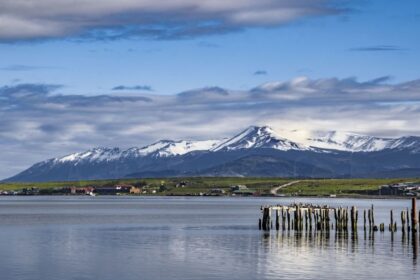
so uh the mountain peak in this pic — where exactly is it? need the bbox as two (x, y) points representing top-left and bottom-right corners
(212, 125), (308, 152)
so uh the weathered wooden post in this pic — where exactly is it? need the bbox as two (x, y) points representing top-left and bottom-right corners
(262, 207), (270, 231)
(350, 206), (357, 232)
(368, 209), (372, 230)
(282, 208), (286, 231)
(355, 209), (359, 232)
(259, 218), (262, 230)
(275, 209), (280, 231)
(407, 208), (411, 232)
(401, 210), (406, 233)
(411, 198), (418, 233)
(334, 208), (338, 231)
(299, 208), (304, 231)
(363, 209), (366, 232)
(317, 210), (321, 231)
(371, 204), (375, 229)
(308, 208), (313, 231)
(287, 208), (291, 231)
(390, 210), (394, 232)
(327, 209), (331, 232)
(345, 207), (349, 231)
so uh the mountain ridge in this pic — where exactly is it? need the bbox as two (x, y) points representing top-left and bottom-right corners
(4, 125), (420, 182)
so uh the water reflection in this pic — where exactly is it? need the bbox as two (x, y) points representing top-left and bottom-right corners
(0, 196), (419, 280)
(260, 228), (420, 266)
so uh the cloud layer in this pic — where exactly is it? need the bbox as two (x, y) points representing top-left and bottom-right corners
(0, 0), (342, 41)
(1, 76), (420, 178)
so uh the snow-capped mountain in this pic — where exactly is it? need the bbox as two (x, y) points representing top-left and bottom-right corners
(305, 131), (394, 152)
(212, 126), (310, 152)
(5, 125), (420, 182)
(55, 139), (222, 164)
(282, 130), (420, 153)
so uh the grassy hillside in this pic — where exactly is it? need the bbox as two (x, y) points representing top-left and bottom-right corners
(0, 177), (292, 195)
(1, 177), (417, 196)
(278, 178), (416, 196)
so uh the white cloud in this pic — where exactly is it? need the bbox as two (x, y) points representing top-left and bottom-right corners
(0, 0), (342, 41)
(1, 76), (420, 178)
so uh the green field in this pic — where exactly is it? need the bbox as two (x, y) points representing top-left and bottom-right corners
(0, 177), (292, 195)
(0, 177), (418, 196)
(277, 178), (416, 196)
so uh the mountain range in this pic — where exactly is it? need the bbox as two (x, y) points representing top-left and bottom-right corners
(5, 126), (420, 182)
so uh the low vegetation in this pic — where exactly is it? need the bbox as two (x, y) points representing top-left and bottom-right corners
(0, 177), (292, 196)
(278, 178), (415, 196)
(0, 177), (418, 196)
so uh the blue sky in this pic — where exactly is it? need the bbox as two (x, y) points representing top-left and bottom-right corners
(0, 0), (419, 178)
(1, 0), (418, 94)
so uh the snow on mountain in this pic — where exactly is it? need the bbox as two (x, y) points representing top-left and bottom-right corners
(212, 126), (311, 152)
(54, 139), (222, 164)
(57, 147), (124, 163)
(52, 126), (420, 166)
(284, 130), (420, 153)
(305, 131), (394, 152)
(137, 139), (222, 157)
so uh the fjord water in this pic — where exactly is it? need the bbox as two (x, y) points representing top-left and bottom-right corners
(0, 197), (418, 280)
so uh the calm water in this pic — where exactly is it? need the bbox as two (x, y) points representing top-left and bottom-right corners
(0, 196), (418, 280)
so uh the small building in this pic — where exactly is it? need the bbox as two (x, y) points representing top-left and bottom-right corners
(230, 185), (248, 192)
(95, 185), (132, 195)
(70, 186), (95, 195)
(230, 185), (255, 196)
(176, 181), (187, 188)
(130, 186), (142, 194)
(208, 188), (226, 195)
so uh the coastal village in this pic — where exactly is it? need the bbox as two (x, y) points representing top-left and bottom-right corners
(1, 180), (420, 197)
(0, 181), (259, 197)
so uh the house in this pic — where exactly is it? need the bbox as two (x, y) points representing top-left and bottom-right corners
(70, 186), (95, 195)
(379, 182), (420, 196)
(230, 185), (248, 192)
(208, 188), (226, 195)
(230, 185), (255, 196)
(95, 184), (132, 195)
(130, 186), (142, 194)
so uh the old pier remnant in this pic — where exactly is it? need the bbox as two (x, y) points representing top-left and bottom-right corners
(259, 199), (419, 235)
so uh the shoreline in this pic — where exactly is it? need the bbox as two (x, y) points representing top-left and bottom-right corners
(0, 193), (417, 200)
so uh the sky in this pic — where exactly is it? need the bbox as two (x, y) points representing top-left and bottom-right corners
(0, 0), (419, 179)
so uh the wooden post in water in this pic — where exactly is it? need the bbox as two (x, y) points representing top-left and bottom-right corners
(287, 208), (291, 231)
(259, 218), (262, 230)
(344, 207), (348, 232)
(275, 209), (280, 231)
(368, 209), (372, 231)
(401, 211), (406, 233)
(406, 208), (411, 232)
(355, 209), (359, 231)
(299, 208), (304, 231)
(411, 198), (418, 233)
(334, 208), (338, 231)
(282, 208), (286, 231)
(390, 210), (394, 232)
(262, 207), (270, 231)
(371, 204), (375, 229)
(308, 208), (313, 231)
(295, 205), (300, 231)
(380, 223), (385, 232)
(363, 209), (366, 232)
(350, 206), (357, 232)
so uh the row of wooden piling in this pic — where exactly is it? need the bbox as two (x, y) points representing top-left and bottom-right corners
(259, 198), (419, 234)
